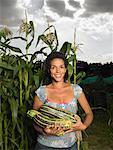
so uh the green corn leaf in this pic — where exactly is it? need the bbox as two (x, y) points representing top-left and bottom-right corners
(10, 36), (27, 41)
(77, 72), (86, 81)
(8, 138), (19, 149)
(76, 72), (86, 84)
(30, 48), (47, 62)
(34, 75), (40, 87)
(9, 98), (18, 127)
(0, 112), (3, 150)
(29, 21), (34, 38)
(0, 60), (14, 70)
(0, 41), (22, 53)
(0, 47), (6, 52)
(68, 64), (73, 81)
(26, 38), (34, 50)
(36, 34), (50, 47)
(43, 25), (53, 32)
(68, 55), (75, 62)
(60, 42), (72, 56)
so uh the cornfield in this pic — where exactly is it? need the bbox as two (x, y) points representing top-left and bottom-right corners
(0, 16), (86, 149)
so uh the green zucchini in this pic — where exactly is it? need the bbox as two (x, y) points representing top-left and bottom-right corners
(27, 104), (80, 135)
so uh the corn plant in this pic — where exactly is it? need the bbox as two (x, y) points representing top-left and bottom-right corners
(36, 24), (59, 51)
(59, 31), (85, 84)
(0, 15), (87, 149)
(0, 15), (60, 149)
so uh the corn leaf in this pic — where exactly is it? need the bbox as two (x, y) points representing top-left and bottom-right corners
(0, 41), (22, 53)
(60, 42), (72, 56)
(68, 64), (73, 81)
(9, 98), (18, 127)
(0, 60), (14, 70)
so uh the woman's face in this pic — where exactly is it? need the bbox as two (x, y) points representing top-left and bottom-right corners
(50, 58), (66, 82)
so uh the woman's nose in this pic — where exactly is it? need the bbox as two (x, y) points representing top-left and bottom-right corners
(56, 67), (60, 72)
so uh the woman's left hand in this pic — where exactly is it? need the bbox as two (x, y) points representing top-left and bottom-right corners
(72, 121), (86, 131)
(65, 118), (86, 133)
(71, 114), (87, 131)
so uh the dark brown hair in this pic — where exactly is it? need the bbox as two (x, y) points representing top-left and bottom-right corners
(43, 51), (68, 85)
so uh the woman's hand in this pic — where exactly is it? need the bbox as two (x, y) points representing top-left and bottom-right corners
(65, 122), (86, 134)
(72, 121), (87, 131)
(72, 115), (87, 131)
(65, 115), (87, 134)
(44, 124), (64, 135)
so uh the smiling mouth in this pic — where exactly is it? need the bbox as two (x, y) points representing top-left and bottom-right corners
(55, 75), (62, 78)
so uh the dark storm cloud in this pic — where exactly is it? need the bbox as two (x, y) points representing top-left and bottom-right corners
(64, 9), (75, 18)
(46, 0), (75, 18)
(0, 0), (2, 20)
(82, 0), (113, 17)
(68, 0), (81, 9)
(0, 0), (24, 26)
(1, 0), (16, 7)
(46, 0), (65, 15)
(0, 0), (44, 27)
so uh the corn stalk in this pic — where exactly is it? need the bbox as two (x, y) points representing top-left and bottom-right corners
(0, 16), (87, 149)
(0, 96), (3, 150)
(18, 60), (23, 106)
(4, 115), (8, 150)
(19, 13), (31, 102)
(73, 29), (77, 84)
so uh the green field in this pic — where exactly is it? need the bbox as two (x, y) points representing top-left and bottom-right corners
(83, 111), (113, 150)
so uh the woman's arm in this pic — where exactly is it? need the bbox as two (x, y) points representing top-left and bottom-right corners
(33, 95), (43, 110)
(72, 92), (93, 131)
(78, 92), (93, 128)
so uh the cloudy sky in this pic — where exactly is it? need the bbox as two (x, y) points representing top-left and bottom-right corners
(0, 0), (113, 63)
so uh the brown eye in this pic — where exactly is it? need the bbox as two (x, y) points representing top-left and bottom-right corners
(60, 65), (65, 68)
(50, 66), (55, 70)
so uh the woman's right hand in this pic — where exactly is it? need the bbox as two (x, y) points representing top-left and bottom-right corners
(44, 124), (64, 135)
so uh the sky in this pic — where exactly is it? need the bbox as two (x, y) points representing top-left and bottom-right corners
(0, 0), (113, 64)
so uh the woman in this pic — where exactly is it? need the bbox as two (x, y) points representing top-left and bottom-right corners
(33, 52), (93, 150)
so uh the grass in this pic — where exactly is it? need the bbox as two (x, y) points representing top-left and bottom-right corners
(83, 110), (113, 150)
